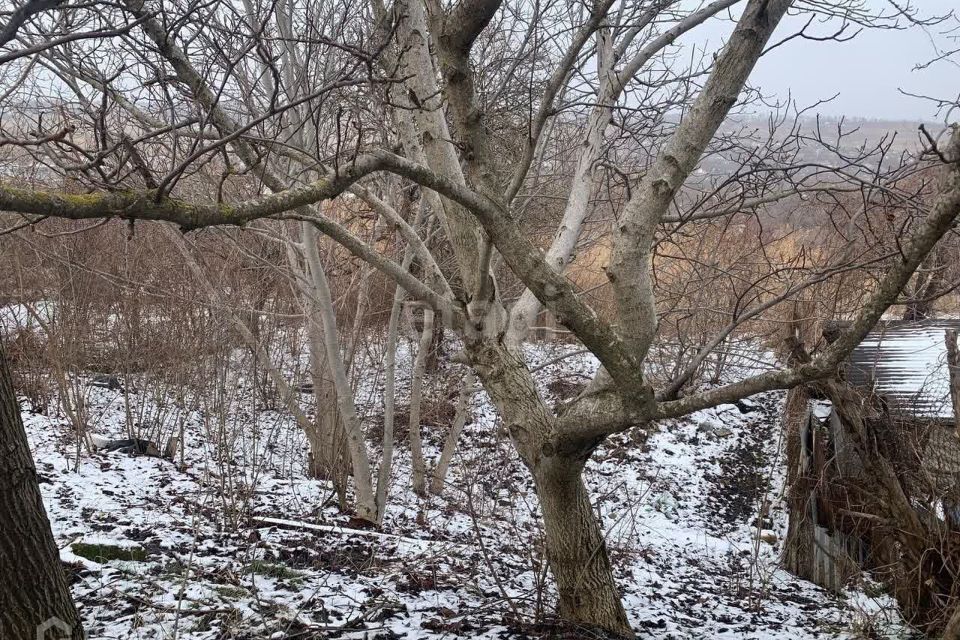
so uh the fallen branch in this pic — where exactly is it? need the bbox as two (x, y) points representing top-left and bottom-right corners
(252, 516), (472, 551)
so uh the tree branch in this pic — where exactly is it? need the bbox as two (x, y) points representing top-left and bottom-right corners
(0, 0), (65, 48)
(559, 126), (960, 441)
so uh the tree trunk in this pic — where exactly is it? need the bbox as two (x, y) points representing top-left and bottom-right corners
(302, 271), (349, 498)
(943, 603), (960, 640)
(376, 193), (427, 521)
(408, 308), (434, 496)
(507, 26), (616, 346)
(430, 369), (474, 495)
(466, 338), (632, 637)
(375, 279), (404, 521)
(301, 223), (378, 522)
(534, 456), (632, 637)
(944, 329), (960, 528)
(0, 341), (83, 639)
(781, 386), (817, 581)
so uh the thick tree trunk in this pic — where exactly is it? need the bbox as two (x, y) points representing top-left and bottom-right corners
(305, 348), (349, 501)
(467, 338), (633, 637)
(393, 0), (483, 288)
(535, 456), (632, 637)
(0, 341), (83, 639)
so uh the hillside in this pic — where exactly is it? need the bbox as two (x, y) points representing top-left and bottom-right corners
(25, 342), (911, 639)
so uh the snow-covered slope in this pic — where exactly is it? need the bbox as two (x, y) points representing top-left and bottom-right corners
(23, 344), (909, 639)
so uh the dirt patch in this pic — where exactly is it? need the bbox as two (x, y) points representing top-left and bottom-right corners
(703, 404), (779, 534)
(366, 397), (458, 446)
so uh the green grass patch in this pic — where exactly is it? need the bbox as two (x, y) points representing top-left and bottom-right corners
(72, 542), (148, 563)
(243, 560), (303, 582)
(213, 584), (249, 599)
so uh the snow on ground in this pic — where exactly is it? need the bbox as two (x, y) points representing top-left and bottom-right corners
(22, 341), (912, 639)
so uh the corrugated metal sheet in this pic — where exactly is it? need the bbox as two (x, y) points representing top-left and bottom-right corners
(842, 320), (960, 420)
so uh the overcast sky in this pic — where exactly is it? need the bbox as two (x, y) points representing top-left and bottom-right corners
(685, 0), (959, 123)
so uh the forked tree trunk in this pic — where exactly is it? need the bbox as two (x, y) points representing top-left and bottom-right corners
(0, 341), (83, 639)
(301, 223), (378, 522)
(467, 339), (632, 637)
(534, 456), (632, 637)
(430, 369), (474, 495)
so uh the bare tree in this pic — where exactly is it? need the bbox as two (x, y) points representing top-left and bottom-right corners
(0, 0), (958, 635)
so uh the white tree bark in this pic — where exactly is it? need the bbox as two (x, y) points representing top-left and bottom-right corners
(300, 221), (378, 522)
(375, 195), (429, 521)
(407, 307), (435, 496)
(375, 277), (405, 521)
(507, 28), (615, 344)
(507, 0), (742, 344)
(607, 0), (793, 367)
(283, 236), (349, 497)
(430, 369), (475, 495)
(393, 0), (483, 290)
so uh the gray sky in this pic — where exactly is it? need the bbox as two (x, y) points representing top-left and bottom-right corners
(687, 0), (959, 122)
